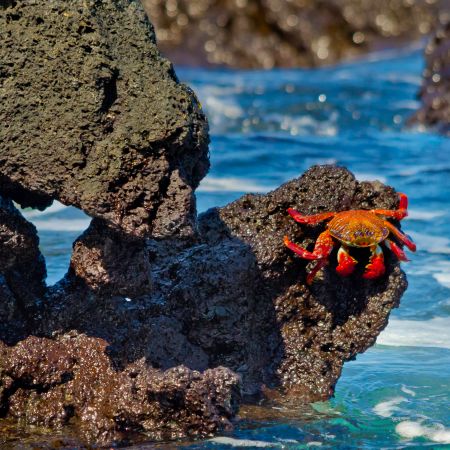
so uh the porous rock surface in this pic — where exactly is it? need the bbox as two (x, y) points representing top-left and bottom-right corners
(36, 166), (407, 403)
(411, 22), (450, 135)
(142, 0), (447, 69)
(0, 0), (209, 239)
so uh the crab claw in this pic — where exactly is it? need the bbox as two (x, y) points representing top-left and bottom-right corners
(363, 245), (385, 279)
(336, 246), (357, 276)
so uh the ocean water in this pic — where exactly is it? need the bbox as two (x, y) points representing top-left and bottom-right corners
(22, 44), (450, 448)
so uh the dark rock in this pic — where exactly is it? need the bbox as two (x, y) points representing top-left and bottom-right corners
(0, 332), (240, 446)
(41, 167), (406, 402)
(0, 196), (46, 344)
(0, 0), (209, 238)
(69, 218), (151, 297)
(142, 0), (447, 69)
(410, 22), (450, 135)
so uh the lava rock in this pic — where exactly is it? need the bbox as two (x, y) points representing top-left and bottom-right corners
(69, 218), (151, 297)
(410, 22), (450, 135)
(40, 166), (407, 403)
(0, 332), (240, 446)
(0, 0), (411, 444)
(0, 0), (209, 238)
(0, 165), (409, 445)
(142, 0), (446, 69)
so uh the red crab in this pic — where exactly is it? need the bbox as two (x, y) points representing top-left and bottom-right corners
(284, 193), (416, 284)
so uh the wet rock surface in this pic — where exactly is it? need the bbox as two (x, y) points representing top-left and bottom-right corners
(0, 0), (409, 446)
(0, 0), (209, 238)
(411, 22), (450, 135)
(0, 166), (408, 445)
(0, 333), (240, 446)
(142, 0), (447, 69)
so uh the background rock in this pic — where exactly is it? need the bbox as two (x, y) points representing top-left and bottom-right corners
(0, 0), (209, 239)
(142, 0), (448, 69)
(410, 22), (450, 135)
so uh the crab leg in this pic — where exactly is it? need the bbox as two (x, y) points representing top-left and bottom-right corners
(306, 259), (329, 285)
(284, 230), (334, 260)
(363, 245), (385, 279)
(370, 192), (409, 220)
(284, 230), (335, 284)
(385, 238), (409, 262)
(383, 220), (416, 252)
(336, 245), (357, 276)
(287, 209), (336, 225)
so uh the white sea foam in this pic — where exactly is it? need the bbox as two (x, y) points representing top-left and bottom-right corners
(395, 421), (450, 444)
(401, 386), (416, 397)
(434, 272), (450, 289)
(377, 317), (450, 349)
(373, 397), (408, 418)
(209, 437), (278, 447)
(20, 201), (68, 218)
(430, 261), (450, 289)
(353, 173), (387, 184)
(408, 231), (450, 255)
(32, 218), (91, 232)
(204, 95), (244, 119)
(198, 177), (274, 193)
(391, 100), (421, 110)
(406, 209), (446, 221)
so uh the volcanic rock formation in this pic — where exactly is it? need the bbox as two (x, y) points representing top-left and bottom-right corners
(142, 0), (447, 69)
(0, 0), (209, 239)
(0, 0), (408, 446)
(411, 22), (450, 136)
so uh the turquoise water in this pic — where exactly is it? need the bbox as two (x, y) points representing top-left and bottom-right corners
(26, 45), (450, 448)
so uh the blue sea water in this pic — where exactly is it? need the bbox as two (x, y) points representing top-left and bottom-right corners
(23, 45), (450, 448)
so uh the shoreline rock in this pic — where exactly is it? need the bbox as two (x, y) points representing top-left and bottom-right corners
(0, 0), (409, 445)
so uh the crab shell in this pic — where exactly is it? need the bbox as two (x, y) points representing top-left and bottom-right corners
(327, 210), (389, 247)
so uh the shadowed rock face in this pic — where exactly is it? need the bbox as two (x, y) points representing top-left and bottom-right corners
(0, 0), (409, 446)
(0, 0), (209, 239)
(34, 166), (407, 403)
(142, 0), (446, 69)
(0, 196), (46, 344)
(410, 22), (450, 136)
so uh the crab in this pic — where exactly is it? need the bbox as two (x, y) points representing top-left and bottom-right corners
(284, 193), (416, 284)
